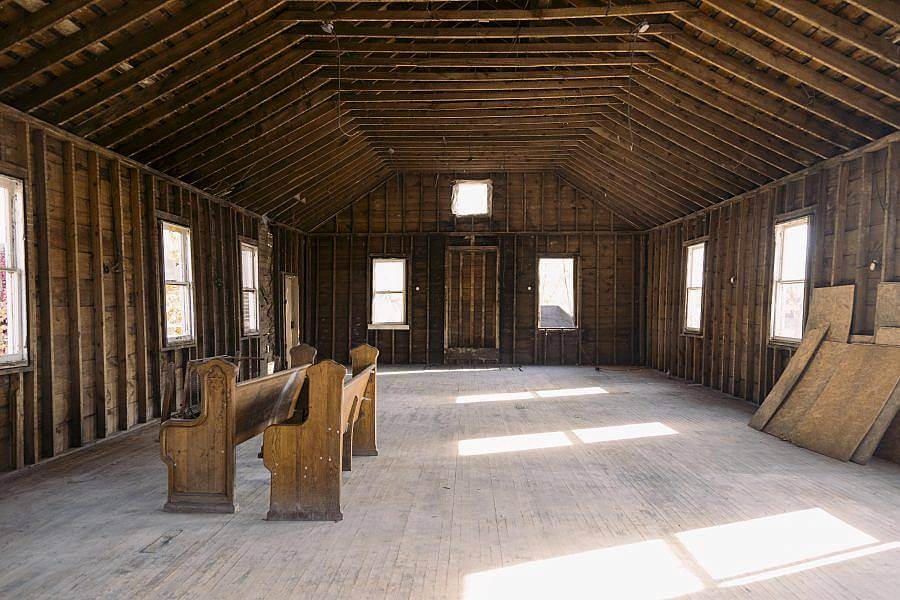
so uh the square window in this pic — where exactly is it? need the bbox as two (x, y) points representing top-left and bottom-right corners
(371, 258), (406, 325)
(451, 180), (491, 216)
(538, 257), (576, 329)
(770, 216), (810, 342)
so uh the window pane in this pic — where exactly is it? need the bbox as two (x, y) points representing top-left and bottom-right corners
(688, 244), (705, 288)
(241, 245), (257, 288)
(780, 222), (809, 281)
(0, 187), (9, 270)
(243, 290), (258, 332)
(539, 258), (575, 328)
(685, 288), (703, 331)
(162, 226), (186, 282)
(0, 270), (15, 357)
(452, 181), (491, 216)
(772, 282), (805, 340)
(372, 292), (404, 324)
(165, 284), (192, 340)
(373, 260), (404, 292)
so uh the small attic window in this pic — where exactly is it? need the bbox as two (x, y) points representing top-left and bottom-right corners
(451, 180), (491, 216)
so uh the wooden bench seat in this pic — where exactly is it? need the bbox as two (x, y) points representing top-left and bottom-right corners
(263, 344), (379, 521)
(159, 344), (317, 513)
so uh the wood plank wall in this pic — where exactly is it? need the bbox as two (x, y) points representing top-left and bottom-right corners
(645, 139), (899, 405)
(308, 171), (643, 366)
(0, 109), (279, 473)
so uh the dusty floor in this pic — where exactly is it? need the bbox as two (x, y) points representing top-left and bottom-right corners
(1, 365), (899, 599)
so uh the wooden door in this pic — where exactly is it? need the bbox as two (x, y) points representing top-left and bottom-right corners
(444, 246), (500, 363)
(283, 274), (300, 367)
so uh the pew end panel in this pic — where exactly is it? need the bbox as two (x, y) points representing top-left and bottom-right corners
(159, 358), (239, 514)
(350, 344), (379, 457)
(264, 360), (348, 521)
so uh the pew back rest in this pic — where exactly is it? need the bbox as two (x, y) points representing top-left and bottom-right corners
(340, 365), (375, 431)
(233, 366), (310, 445)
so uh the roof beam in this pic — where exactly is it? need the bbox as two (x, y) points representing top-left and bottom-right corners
(0, 0), (94, 54)
(303, 56), (656, 67)
(284, 22), (680, 38)
(842, 0), (900, 28)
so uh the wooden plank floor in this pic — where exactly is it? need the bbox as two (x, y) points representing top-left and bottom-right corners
(1, 366), (899, 599)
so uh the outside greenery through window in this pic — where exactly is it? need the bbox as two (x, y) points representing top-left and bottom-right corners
(161, 221), (194, 345)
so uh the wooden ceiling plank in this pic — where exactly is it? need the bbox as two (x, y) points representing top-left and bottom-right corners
(554, 168), (649, 230)
(311, 67), (633, 81)
(290, 40), (663, 53)
(0, 0), (95, 54)
(842, 0), (900, 28)
(283, 22), (681, 38)
(302, 55), (656, 67)
(0, 0), (173, 95)
(276, 3), (698, 22)
(49, 0), (276, 124)
(703, 0), (899, 99)
(677, 13), (900, 129)
(296, 168), (398, 232)
(766, 0), (899, 66)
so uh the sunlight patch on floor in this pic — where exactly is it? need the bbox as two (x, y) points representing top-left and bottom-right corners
(456, 386), (608, 404)
(463, 539), (703, 600)
(572, 422), (678, 444)
(457, 432), (573, 456)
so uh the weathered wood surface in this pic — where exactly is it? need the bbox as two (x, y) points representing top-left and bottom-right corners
(3, 366), (900, 598)
(263, 344), (378, 521)
(159, 345), (316, 513)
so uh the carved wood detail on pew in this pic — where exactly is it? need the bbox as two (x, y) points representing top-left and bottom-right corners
(263, 344), (378, 521)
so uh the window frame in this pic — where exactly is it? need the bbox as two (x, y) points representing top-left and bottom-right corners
(768, 213), (813, 346)
(159, 219), (196, 349)
(682, 239), (707, 335)
(368, 255), (409, 330)
(240, 240), (260, 337)
(537, 254), (579, 331)
(0, 174), (29, 368)
(451, 179), (492, 218)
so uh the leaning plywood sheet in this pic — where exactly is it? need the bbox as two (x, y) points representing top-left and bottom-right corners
(805, 285), (855, 342)
(851, 381), (900, 464)
(790, 344), (900, 461)
(749, 326), (829, 431)
(874, 282), (900, 346)
(875, 415), (900, 464)
(763, 342), (848, 440)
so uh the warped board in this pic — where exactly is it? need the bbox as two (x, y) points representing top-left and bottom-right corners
(789, 344), (900, 462)
(805, 285), (855, 343)
(763, 342), (847, 441)
(749, 326), (829, 431)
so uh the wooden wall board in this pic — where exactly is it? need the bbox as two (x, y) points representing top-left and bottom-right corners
(749, 325), (829, 431)
(789, 343), (900, 461)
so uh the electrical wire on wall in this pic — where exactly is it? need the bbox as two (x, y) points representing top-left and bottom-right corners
(625, 20), (649, 152)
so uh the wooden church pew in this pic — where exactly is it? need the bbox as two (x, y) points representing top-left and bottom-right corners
(263, 344), (379, 521)
(159, 344), (317, 513)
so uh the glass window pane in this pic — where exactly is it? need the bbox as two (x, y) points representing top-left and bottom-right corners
(772, 282), (805, 340)
(452, 181), (490, 216)
(0, 269), (13, 356)
(165, 284), (192, 340)
(780, 222), (809, 281)
(372, 292), (404, 324)
(243, 290), (258, 332)
(539, 258), (575, 328)
(688, 244), (705, 287)
(0, 188), (9, 270)
(162, 226), (185, 282)
(373, 260), (405, 292)
(241, 245), (257, 288)
(685, 288), (703, 331)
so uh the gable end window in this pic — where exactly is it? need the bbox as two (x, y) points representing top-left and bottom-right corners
(770, 215), (811, 343)
(684, 241), (706, 333)
(451, 180), (492, 217)
(0, 175), (28, 365)
(241, 242), (260, 336)
(161, 221), (195, 346)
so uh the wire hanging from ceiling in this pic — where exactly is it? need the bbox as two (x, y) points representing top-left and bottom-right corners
(624, 20), (649, 152)
(325, 21), (359, 139)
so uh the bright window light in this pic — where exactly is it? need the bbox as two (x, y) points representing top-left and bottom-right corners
(463, 539), (703, 600)
(451, 180), (491, 216)
(770, 216), (810, 342)
(458, 432), (572, 456)
(161, 221), (195, 345)
(0, 175), (28, 365)
(683, 241), (705, 332)
(456, 386), (609, 404)
(371, 258), (406, 325)
(240, 242), (259, 335)
(676, 508), (877, 581)
(572, 422), (678, 444)
(538, 257), (576, 329)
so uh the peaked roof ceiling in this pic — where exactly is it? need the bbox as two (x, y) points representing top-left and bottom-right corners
(0, 0), (897, 230)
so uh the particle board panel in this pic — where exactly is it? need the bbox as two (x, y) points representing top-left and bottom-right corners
(789, 343), (900, 461)
(852, 381), (900, 464)
(874, 282), (900, 346)
(749, 325), (829, 431)
(805, 285), (856, 343)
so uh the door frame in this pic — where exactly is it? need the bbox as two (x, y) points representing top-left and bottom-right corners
(443, 245), (500, 363)
(282, 272), (300, 368)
